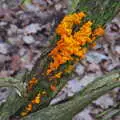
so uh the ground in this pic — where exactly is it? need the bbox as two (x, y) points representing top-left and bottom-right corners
(0, 0), (120, 120)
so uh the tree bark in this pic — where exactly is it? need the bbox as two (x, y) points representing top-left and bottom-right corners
(22, 70), (120, 120)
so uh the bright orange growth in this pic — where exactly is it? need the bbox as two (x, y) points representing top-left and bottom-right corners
(25, 103), (32, 111)
(56, 12), (86, 35)
(32, 93), (41, 104)
(50, 84), (57, 91)
(20, 103), (32, 116)
(27, 77), (38, 91)
(47, 12), (104, 74)
(50, 72), (62, 79)
(93, 27), (104, 36)
(20, 111), (28, 117)
(20, 92), (42, 116)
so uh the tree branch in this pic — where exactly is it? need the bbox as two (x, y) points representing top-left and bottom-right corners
(96, 102), (120, 120)
(22, 69), (120, 120)
(0, 77), (25, 95)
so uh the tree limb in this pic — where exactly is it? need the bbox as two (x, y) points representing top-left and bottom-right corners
(22, 69), (120, 120)
(0, 77), (25, 95)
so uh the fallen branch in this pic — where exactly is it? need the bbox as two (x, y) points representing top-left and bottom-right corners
(22, 69), (120, 120)
(96, 102), (120, 120)
(0, 77), (25, 95)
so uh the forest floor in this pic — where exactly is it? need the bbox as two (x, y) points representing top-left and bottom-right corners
(0, 0), (120, 120)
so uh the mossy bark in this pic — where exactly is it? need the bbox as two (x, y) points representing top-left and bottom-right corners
(71, 0), (120, 27)
(96, 102), (120, 120)
(22, 70), (120, 120)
